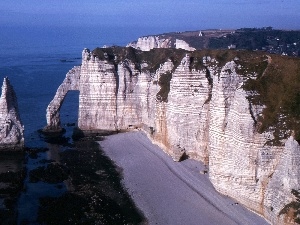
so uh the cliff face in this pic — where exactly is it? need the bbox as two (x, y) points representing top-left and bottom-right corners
(46, 47), (300, 224)
(175, 39), (196, 51)
(127, 36), (196, 51)
(126, 36), (172, 51)
(44, 66), (80, 132)
(0, 77), (24, 149)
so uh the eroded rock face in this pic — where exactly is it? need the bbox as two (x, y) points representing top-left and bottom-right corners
(207, 61), (286, 224)
(175, 39), (196, 51)
(165, 55), (210, 161)
(0, 77), (24, 150)
(44, 66), (80, 132)
(126, 36), (172, 51)
(265, 136), (300, 224)
(47, 48), (300, 224)
(127, 36), (196, 52)
(78, 50), (117, 130)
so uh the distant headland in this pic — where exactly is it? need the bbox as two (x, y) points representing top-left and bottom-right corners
(126, 27), (300, 57)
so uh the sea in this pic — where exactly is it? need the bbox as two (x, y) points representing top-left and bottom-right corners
(0, 25), (165, 224)
(0, 25), (160, 142)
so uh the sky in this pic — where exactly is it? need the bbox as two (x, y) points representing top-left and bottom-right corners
(0, 0), (300, 31)
(0, 0), (300, 49)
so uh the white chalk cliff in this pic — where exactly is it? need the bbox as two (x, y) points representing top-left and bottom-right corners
(45, 48), (300, 224)
(175, 39), (196, 51)
(127, 36), (196, 51)
(0, 77), (24, 149)
(126, 36), (172, 51)
(44, 66), (81, 132)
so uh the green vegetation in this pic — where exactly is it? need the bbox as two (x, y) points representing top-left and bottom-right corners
(188, 49), (300, 145)
(279, 189), (300, 224)
(93, 47), (186, 73)
(242, 54), (300, 144)
(208, 28), (300, 56)
(93, 46), (300, 144)
(93, 47), (186, 102)
(142, 28), (300, 56)
(156, 72), (172, 102)
(189, 49), (240, 68)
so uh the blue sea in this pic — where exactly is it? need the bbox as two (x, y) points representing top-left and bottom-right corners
(0, 25), (154, 142)
(0, 25), (168, 141)
(0, 25), (164, 224)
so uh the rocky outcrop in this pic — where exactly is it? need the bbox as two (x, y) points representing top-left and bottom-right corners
(175, 39), (196, 51)
(127, 36), (196, 51)
(0, 77), (24, 150)
(78, 50), (117, 130)
(43, 66), (80, 132)
(207, 61), (287, 224)
(126, 36), (172, 51)
(46, 47), (300, 224)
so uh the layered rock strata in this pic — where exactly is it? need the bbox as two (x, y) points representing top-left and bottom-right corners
(46, 48), (300, 224)
(0, 77), (24, 149)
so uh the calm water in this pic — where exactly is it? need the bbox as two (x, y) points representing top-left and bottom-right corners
(0, 25), (157, 224)
(0, 25), (139, 142)
(0, 25), (168, 142)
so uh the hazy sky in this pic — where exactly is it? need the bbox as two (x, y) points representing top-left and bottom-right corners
(0, 0), (299, 31)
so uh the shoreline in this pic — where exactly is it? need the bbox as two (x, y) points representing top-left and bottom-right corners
(100, 131), (269, 225)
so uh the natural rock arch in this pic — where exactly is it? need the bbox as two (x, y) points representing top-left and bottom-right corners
(43, 66), (81, 132)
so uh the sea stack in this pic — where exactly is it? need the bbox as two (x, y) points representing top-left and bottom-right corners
(0, 77), (24, 150)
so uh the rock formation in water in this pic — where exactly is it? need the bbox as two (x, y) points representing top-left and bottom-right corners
(43, 66), (81, 132)
(46, 47), (300, 224)
(0, 77), (24, 149)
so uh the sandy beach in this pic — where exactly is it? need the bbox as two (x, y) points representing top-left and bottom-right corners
(100, 131), (269, 225)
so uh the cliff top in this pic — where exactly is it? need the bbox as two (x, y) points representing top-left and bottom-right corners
(93, 47), (187, 73)
(93, 46), (272, 71)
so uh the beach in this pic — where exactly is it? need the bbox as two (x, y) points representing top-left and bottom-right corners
(100, 131), (269, 225)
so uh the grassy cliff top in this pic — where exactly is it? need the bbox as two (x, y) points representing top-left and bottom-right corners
(243, 53), (300, 144)
(93, 47), (300, 143)
(93, 47), (273, 71)
(93, 47), (187, 72)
